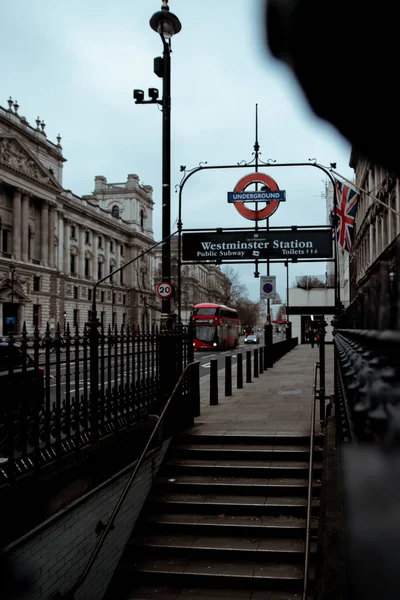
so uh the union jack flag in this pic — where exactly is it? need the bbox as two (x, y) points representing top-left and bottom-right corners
(331, 179), (359, 252)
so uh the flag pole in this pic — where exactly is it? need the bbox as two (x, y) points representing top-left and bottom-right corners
(333, 180), (340, 311)
(330, 169), (400, 218)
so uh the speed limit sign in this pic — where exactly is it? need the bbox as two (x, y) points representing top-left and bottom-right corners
(156, 282), (173, 299)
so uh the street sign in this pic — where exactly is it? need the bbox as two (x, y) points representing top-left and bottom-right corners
(156, 282), (173, 299)
(182, 228), (333, 262)
(260, 276), (276, 300)
(227, 190), (286, 203)
(230, 172), (283, 221)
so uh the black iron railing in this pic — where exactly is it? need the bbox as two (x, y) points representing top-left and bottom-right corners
(334, 254), (400, 443)
(0, 322), (194, 483)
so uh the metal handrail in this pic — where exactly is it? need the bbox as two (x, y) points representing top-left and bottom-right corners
(61, 360), (198, 599)
(303, 361), (319, 600)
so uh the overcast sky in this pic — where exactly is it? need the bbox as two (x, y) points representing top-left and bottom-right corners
(1, 0), (354, 305)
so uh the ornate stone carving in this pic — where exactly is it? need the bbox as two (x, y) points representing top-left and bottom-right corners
(0, 137), (54, 186)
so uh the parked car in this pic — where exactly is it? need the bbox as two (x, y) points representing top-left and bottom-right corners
(0, 342), (45, 406)
(244, 334), (260, 344)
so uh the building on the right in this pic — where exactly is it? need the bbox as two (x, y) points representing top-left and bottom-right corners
(349, 150), (400, 300)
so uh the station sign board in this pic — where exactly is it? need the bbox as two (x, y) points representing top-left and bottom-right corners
(227, 190), (286, 203)
(182, 229), (333, 262)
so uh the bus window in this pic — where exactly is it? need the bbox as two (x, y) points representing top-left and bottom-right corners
(195, 326), (216, 343)
(193, 307), (218, 316)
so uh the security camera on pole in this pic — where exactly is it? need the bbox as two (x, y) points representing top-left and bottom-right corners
(134, 1), (181, 329)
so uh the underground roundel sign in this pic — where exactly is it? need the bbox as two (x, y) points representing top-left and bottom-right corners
(233, 172), (281, 221)
(156, 282), (173, 299)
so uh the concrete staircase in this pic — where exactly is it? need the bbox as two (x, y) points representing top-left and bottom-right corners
(106, 432), (323, 599)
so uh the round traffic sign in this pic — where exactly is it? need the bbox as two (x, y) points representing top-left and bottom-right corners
(156, 282), (173, 299)
(233, 172), (280, 221)
(262, 282), (274, 294)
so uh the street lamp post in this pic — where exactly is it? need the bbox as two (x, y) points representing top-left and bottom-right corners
(134, 0), (181, 330)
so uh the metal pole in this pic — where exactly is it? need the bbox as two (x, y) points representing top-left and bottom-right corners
(160, 36), (172, 330)
(319, 321), (326, 426)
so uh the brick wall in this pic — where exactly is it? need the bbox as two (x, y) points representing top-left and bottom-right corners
(4, 440), (171, 600)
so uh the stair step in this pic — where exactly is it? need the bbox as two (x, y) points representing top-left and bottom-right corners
(168, 447), (316, 461)
(148, 494), (320, 518)
(161, 459), (322, 479)
(155, 476), (321, 497)
(121, 585), (302, 599)
(127, 534), (316, 564)
(116, 558), (309, 592)
(178, 432), (324, 447)
(146, 513), (317, 539)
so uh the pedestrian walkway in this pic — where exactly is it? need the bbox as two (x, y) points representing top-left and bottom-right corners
(194, 343), (334, 435)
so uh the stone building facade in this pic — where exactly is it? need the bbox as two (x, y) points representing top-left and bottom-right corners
(349, 150), (400, 296)
(0, 98), (155, 336)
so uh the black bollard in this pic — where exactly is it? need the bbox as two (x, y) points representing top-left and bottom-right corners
(246, 350), (252, 383)
(237, 353), (243, 389)
(259, 347), (264, 374)
(254, 348), (259, 378)
(210, 359), (218, 405)
(225, 355), (232, 396)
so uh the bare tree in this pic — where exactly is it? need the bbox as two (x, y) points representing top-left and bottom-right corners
(218, 266), (247, 305)
(235, 298), (260, 327)
(276, 303), (287, 320)
(296, 275), (325, 290)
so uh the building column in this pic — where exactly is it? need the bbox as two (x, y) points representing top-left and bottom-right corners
(105, 237), (110, 280)
(64, 219), (71, 275)
(58, 212), (64, 271)
(49, 205), (56, 268)
(41, 201), (49, 266)
(13, 189), (22, 260)
(21, 194), (30, 261)
(92, 230), (97, 280)
(79, 225), (85, 278)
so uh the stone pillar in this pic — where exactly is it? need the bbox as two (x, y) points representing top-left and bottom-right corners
(13, 189), (22, 260)
(21, 194), (30, 261)
(105, 237), (110, 280)
(49, 205), (56, 268)
(92, 230), (97, 280)
(41, 201), (49, 266)
(58, 212), (64, 271)
(20, 304), (25, 330)
(79, 226), (85, 278)
(64, 219), (71, 276)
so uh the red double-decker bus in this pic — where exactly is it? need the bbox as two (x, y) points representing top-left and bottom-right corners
(192, 303), (241, 350)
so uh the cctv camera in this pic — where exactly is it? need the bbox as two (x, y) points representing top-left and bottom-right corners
(133, 89), (144, 103)
(148, 88), (159, 101)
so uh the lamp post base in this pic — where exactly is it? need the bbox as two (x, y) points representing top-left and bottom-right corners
(160, 313), (175, 331)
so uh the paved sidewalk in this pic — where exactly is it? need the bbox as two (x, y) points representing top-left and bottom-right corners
(192, 343), (334, 436)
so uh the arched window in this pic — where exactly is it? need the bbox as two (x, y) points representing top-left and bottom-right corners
(111, 205), (120, 219)
(140, 209), (145, 228)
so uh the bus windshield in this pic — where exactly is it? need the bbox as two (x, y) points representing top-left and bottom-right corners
(195, 326), (216, 343)
(193, 307), (218, 316)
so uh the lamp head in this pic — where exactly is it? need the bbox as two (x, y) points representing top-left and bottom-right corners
(150, 1), (181, 40)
